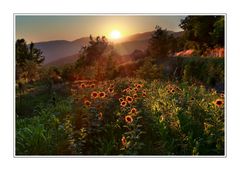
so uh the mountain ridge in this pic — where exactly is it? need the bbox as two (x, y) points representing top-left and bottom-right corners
(35, 30), (183, 65)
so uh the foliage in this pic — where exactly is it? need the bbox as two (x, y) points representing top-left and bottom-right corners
(16, 39), (45, 82)
(179, 16), (224, 53)
(135, 57), (163, 80)
(16, 97), (72, 155)
(148, 26), (177, 61)
(16, 78), (224, 155)
(170, 57), (224, 87)
(75, 35), (119, 80)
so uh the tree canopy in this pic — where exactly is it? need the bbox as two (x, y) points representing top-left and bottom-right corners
(179, 16), (224, 51)
(16, 39), (45, 82)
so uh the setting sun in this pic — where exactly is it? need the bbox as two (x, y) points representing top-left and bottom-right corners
(110, 30), (121, 39)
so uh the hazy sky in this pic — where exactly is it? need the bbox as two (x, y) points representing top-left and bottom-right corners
(16, 15), (186, 43)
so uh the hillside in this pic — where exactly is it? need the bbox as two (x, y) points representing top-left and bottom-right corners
(36, 31), (183, 65)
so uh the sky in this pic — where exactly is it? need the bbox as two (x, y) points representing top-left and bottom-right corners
(16, 15), (186, 43)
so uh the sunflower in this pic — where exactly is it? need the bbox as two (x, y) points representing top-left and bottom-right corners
(134, 87), (138, 92)
(108, 87), (114, 94)
(130, 108), (137, 114)
(119, 97), (124, 102)
(99, 91), (106, 98)
(214, 98), (224, 107)
(126, 96), (133, 103)
(91, 91), (99, 98)
(121, 136), (127, 146)
(220, 93), (224, 98)
(84, 100), (91, 107)
(120, 100), (127, 107)
(133, 93), (138, 99)
(171, 89), (175, 93)
(80, 83), (86, 88)
(98, 112), (103, 120)
(125, 115), (133, 124)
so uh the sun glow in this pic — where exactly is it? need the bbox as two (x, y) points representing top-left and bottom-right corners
(110, 30), (121, 40)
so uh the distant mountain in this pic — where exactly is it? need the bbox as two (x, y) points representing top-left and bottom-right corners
(46, 54), (79, 66)
(35, 37), (89, 64)
(36, 31), (183, 65)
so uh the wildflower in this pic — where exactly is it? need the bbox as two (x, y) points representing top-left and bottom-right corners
(91, 91), (99, 98)
(134, 87), (138, 92)
(108, 87), (114, 94)
(125, 115), (133, 124)
(171, 89), (175, 93)
(80, 83), (86, 88)
(84, 100), (91, 107)
(142, 93), (147, 97)
(98, 112), (103, 120)
(190, 97), (195, 101)
(126, 96), (133, 103)
(130, 108), (137, 114)
(137, 84), (143, 88)
(119, 97), (124, 102)
(133, 93), (138, 99)
(121, 136), (127, 146)
(120, 100), (127, 107)
(220, 93), (224, 98)
(99, 92), (106, 98)
(214, 98), (224, 107)
(90, 84), (95, 88)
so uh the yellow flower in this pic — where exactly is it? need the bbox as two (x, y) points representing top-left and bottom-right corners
(91, 91), (99, 98)
(108, 87), (114, 94)
(213, 98), (224, 107)
(90, 84), (95, 88)
(125, 115), (133, 124)
(80, 83), (86, 88)
(126, 96), (133, 104)
(120, 100), (127, 107)
(84, 100), (91, 107)
(121, 136), (127, 146)
(99, 92), (106, 98)
(130, 108), (137, 115)
(133, 93), (138, 99)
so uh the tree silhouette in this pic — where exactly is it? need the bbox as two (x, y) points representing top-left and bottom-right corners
(148, 26), (176, 63)
(179, 16), (224, 52)
(16, 39), (44, 82)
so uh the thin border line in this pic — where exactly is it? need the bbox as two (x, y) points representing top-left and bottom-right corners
(13, 13), (227, 158)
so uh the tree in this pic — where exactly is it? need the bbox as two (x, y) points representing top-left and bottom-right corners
(211, 16), (224, 47)
(75, 35), (118, 80)
(148, 26), (177, 63)
(16, 39), (45, 83)
(76, 35), (111, 68)
(179, 16), (224, 53)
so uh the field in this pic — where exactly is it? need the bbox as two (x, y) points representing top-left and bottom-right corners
(16, 77), (224, 155)
(15, 15), (225, 156)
